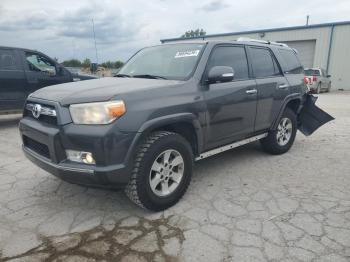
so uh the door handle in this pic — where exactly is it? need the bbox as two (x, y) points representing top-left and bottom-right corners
(278, 83), (289, 89)
(246, 89), (257, 94)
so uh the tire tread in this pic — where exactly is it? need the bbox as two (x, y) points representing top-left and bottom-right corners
(125, 131), (188, 210)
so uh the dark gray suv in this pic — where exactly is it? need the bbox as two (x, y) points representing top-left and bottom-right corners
(19, 40), (333, 211)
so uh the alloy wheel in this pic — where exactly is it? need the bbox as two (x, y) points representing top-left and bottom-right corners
(276, 118), (293, 146)
(149, 149), (185, 197)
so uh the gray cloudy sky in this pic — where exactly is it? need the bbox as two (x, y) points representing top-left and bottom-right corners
(0, 0), (349, 63)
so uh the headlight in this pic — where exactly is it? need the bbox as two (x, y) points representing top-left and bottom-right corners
(69, 100), (126, 124)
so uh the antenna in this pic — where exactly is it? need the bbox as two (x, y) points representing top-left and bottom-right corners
(306, 15), (310, 26)
(92, 19), (99, 64)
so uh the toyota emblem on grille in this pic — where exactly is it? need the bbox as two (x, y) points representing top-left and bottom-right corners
(32, 104), (42, 119)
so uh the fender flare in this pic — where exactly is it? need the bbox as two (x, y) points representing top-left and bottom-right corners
(271, 93), (303, 130)
(124, 113), (204, 167)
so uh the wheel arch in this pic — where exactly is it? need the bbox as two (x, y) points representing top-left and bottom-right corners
(125, 113), (203, 166)
(271, 94), (303, 130)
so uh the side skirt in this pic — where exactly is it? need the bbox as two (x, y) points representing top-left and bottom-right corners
(195, 133), (268, 161)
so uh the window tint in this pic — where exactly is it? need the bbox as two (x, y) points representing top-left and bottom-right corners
(304, 69), (320, 76)
(26, 52), (56, 75)
(279, 49), (303, 74)
(208, 46), (249, 80)
(250, 47), (281, 78)
(0, 49), (19, 70)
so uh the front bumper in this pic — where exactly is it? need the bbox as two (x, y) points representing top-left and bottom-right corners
(22, 145), (131, 188)
(19, 101), (137, 188)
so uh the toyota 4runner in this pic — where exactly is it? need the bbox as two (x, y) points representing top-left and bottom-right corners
(19, 40), (334, 211)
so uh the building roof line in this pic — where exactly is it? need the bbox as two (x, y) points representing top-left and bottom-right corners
(160, 20), (350, 43)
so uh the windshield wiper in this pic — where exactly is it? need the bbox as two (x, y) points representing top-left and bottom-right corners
(114, 73), (132, 78)
(133, 74), (168, 80)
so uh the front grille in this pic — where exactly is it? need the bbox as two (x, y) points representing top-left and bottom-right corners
(24, 103), (57, 125)
(23, 136), (50, 159)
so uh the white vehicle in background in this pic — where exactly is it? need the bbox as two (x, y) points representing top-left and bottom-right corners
(304, 68), (332, 94)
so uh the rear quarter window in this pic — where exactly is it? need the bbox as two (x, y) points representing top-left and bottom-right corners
(304, 69), (320, 76)
(278, 49), (303, 74)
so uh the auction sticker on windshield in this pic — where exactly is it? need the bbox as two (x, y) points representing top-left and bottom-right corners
(175, 50), (200, 58)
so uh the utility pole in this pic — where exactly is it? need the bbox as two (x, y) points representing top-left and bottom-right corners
(92, 19), (99, 64)
(306, 15), (310, 26)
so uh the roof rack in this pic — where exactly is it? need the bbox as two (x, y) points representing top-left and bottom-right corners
(236, 37), (289, 47)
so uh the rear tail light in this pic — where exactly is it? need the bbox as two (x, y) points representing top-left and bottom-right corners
(304, 76), (309, 84)
(313, 76), (317, 82)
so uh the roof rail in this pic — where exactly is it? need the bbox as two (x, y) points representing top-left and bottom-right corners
(237, 37), (289, 47)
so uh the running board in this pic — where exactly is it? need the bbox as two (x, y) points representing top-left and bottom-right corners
(195, 133), (268, 161)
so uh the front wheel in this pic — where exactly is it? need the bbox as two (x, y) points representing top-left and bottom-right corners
(125, 131), (193, 211)
(260, 108), (297, 155)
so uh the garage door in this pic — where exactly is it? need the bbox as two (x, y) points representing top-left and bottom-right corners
(280, 40), (316, 68)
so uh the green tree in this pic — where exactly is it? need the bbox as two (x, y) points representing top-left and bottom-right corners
(100, 60), (124, 69)
(114, 61), (124, 69)
(82, 58), (91, 68)
(61, 59), (82, 67)
(181, 29), (206, 38)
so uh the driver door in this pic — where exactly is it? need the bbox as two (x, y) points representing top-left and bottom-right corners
(22, 51), (66, 95)
(203, 45), (258, 150)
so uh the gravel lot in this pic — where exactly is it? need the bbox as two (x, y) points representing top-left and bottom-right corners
(0, 92), (349, 262)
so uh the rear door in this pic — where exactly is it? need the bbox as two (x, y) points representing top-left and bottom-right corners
(203, 44), (258, 149)
(247, 46), (288, 132)
(0, 48), (27, 111)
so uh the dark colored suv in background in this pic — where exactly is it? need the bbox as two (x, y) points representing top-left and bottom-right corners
(19, 40), (333, 211)
(0, 46), (95, 113)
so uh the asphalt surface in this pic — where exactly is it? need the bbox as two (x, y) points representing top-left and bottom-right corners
(0, 92), (349, 262)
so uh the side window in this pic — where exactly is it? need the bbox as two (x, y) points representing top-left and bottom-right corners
(207, 46), (249, 80)
(0, 49), (19, 70)
(25, 52), (56, 75)
(250, 47), (281, 78)
(278, 49), (303, 74)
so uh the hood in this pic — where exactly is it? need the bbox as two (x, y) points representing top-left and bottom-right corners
(30, 77), (182, 105)
(72, 73), (98, 81)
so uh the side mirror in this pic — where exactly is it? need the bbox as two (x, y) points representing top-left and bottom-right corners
(208, 66), (234, 83)
(327, 75), (331, 78)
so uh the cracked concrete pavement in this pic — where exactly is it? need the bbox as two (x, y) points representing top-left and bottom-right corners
(0, 92), (349, 262)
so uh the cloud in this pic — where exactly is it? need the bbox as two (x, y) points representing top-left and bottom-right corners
(0, 4), (139, 44)
(57, 11), (138, 43)
(201, 0), (229, 12)
(0, 0), (349, 63)
(0, 10), (52, 31)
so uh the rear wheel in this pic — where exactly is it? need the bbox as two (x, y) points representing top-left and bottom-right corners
(315, 83), (321, 94)
(326, 82), (331, 92)
(260, 108), (297, 155)
(125, 131), (193, 211)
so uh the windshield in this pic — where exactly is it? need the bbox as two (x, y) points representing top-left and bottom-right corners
(304, 69), (320, 76)
(118, 43), (205, 80)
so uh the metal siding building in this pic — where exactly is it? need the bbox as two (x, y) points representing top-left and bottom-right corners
(161, 21), (350, 90)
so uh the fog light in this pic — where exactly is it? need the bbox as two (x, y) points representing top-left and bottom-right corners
(66, 150), (95, 165)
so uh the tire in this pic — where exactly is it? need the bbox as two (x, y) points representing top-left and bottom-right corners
(327, 82), (331, 92)
(125, 131), (193, 211)
(315, 83), (321, 94)
(260, 108), (297, 155)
